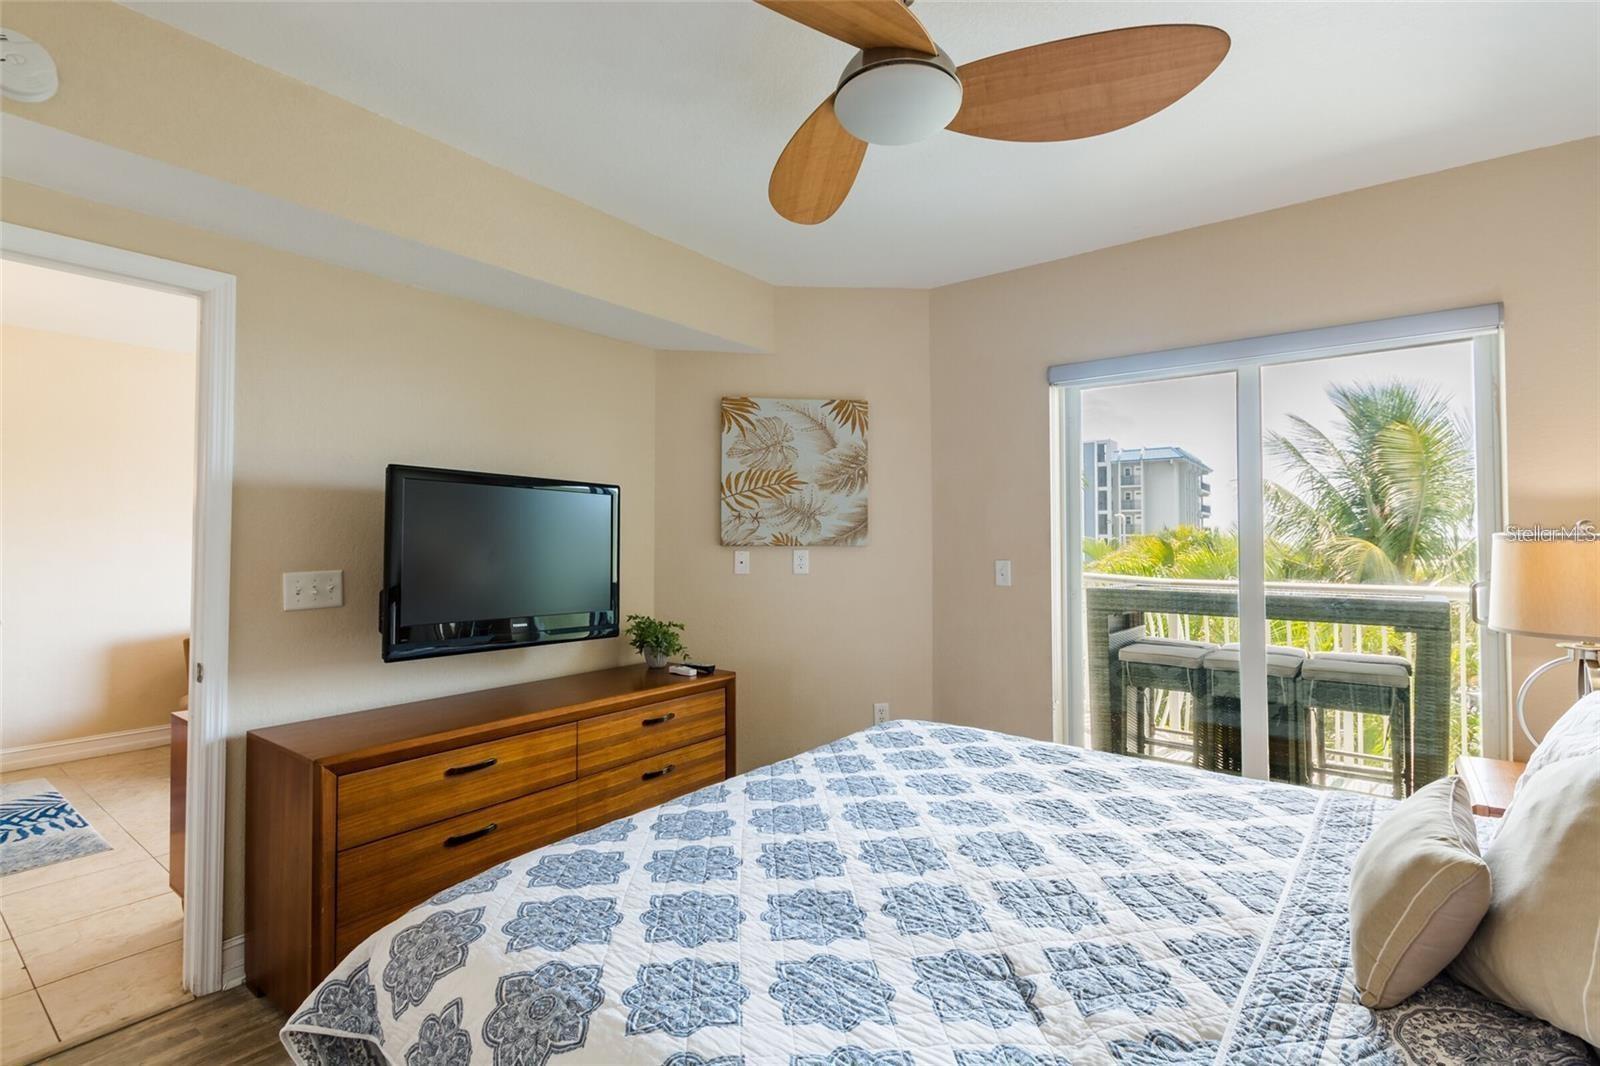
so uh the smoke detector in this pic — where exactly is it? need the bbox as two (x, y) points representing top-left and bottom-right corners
(1, 29), (58, 103)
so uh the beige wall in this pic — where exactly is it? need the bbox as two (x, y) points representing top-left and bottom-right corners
(5, 131), (1594, 944)
(1, 2), (775, 353)
(2, 326), (195, 747)
(929, 137), (1600, 754)
(655, 289), (935, 772)
(1, 180), (659, 936)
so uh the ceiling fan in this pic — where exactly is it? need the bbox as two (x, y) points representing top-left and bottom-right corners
(755, 0), (1230, 224)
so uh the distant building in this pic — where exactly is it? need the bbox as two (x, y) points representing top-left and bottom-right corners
(1083, 439), (1212, 541)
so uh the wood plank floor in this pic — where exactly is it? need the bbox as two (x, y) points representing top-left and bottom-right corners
(36, 988), (288, 1065)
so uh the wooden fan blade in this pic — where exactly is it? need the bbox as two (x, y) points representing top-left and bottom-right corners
(769, 95), (868, 225)
(755, 0), (936, 55)
(948, 25), (1230, 142)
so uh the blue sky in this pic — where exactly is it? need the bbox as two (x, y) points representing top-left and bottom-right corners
(1079, 340), (1478, 531)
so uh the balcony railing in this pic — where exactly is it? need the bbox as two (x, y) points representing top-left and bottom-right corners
(1083, 575), (1480, 796)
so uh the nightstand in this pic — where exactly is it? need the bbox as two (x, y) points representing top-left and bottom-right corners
(1455, 755), (1527, 817)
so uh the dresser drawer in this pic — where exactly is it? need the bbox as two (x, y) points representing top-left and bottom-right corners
(577, 736), (726, 830)
(336, 782), (577, 956)
(337, 725), (576, 849)
(577, 691), (725, 775)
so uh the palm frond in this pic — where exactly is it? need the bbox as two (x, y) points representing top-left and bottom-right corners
(720, 396), (760, 436)
(814, 442), (868, 495)
(822, 399), (869, 438)
(721, 468), (803, 509)
(765, 488), (834, 539)
(778, 401), (838, 452)
(822, 500), (869, 546)
(1325, 535), (1404, 584)
(725, 416), (799, 471)
(1264, 380), (1477, 585)
(1082, 539), (1120, 562)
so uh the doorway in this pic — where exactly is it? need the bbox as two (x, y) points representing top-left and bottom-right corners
(0, 224), (234, 1061)
(1, 259), (196, 1057)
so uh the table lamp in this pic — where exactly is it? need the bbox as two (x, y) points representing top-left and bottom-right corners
(1483, 527), (1600, 745)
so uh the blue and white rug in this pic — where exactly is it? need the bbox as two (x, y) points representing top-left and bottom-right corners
(0, 778), (112, 876)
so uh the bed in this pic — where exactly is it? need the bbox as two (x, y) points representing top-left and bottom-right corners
(281, 720), (1594, 1065)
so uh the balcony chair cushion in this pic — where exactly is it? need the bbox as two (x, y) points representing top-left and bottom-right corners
(1117, 638), (1216, 669)
(1349, 775), (1489, 1009)
(1448, 757), (1600, 1044)
(1301, 651), (1412, 687)
(1202, 643), (1308, 678)
(1108, 625), (1147, 654)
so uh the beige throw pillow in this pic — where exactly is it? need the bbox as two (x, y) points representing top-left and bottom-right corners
(1449, 757), (1600, 1044)
(1349, 775), (1491, 1008)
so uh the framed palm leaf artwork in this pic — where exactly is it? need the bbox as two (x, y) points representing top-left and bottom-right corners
(720, 396), (868, 546)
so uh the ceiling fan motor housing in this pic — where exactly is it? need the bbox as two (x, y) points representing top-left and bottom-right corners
(834, 46), (962, 146)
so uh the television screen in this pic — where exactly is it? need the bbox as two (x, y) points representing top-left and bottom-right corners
(381, 465), (619, 661)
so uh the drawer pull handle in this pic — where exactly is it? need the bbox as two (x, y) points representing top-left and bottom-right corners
(443, 823), (498, 848)
(642, 712), (677, 727)
(444, 758), (498, 777)
(642, 764), (676, 781)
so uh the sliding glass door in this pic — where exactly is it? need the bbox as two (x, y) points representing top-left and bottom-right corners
(1075, 372), (1243, 775)
(1055, 309), (1505, 795)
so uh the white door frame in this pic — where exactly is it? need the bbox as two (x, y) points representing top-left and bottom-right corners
(1, 222), (235, 995)
(1051, 305), (1509, 764)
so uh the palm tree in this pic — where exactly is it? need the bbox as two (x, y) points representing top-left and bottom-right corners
(1265, 381), (1475, 584)
(1088, 525), (1238, 579)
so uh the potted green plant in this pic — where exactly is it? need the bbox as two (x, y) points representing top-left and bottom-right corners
(625, 614), (687, 669)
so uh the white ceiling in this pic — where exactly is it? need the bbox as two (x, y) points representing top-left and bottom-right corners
(1, 258), (198, 353)
(129, 1), (1599, 289)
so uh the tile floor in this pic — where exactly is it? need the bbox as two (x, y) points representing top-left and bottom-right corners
(1, 746), (189, 1065)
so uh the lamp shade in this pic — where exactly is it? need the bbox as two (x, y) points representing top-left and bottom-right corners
(1487, 532), (1600, 640)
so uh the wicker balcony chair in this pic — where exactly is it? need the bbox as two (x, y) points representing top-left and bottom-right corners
(1116, 636), (1218, 762)
(1196, 644), (1310, 783)
(1297, 651), (1413, 797)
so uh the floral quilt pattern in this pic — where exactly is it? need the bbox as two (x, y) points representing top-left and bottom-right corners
(283, 721), (1592, 1066)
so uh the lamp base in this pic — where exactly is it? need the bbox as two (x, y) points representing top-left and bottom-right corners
(1516, 642), (1600, 746)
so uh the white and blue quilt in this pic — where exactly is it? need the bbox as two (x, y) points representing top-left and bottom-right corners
(281, 720), (1593, 1065)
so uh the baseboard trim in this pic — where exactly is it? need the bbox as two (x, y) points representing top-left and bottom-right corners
(0, 724), (171, 772)
(221, 934), (247, 990)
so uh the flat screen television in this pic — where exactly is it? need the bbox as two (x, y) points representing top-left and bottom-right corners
(380, 464), (620, 662)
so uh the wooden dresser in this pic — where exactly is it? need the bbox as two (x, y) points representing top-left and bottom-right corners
(245, 664), (735, 1011)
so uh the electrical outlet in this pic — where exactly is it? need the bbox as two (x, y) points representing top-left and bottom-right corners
(283, 570), (344, 611)
(733, 550), (750, 575)
(873, 702), (891, 726)
(792, 549), (810, 575)
(995, 559), (1012, 587)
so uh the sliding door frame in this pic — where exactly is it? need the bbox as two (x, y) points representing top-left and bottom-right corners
(1051, 305), (1508, 767)
(1, 223), (236, 994)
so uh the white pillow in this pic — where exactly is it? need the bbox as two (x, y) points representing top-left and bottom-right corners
(1517, 691), (1600, 800)
(1448, 757), (1600, 1045)
(1348, 776), (1490, 1008)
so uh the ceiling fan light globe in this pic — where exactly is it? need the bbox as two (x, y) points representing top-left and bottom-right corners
(834, 60), (962, 146)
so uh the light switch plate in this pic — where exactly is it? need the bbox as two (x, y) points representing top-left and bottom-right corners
(283, 570), (344, 611)
(792, 549), (810, 575)
(995, 559), (1012, 587)
(733, 550), (750, 575)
